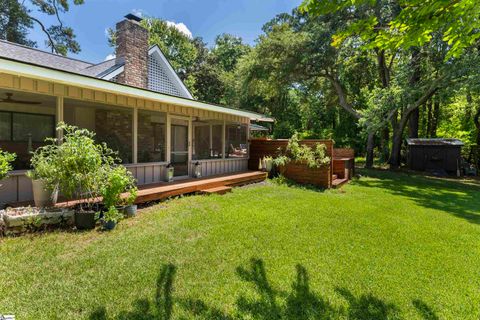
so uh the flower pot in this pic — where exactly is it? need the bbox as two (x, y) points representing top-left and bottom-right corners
(103, 220), (116, 230)
(124, 204), (137, 217)
(31, 179), (58, 208)
(265, 159), (273, 172)
(74, 211), (96, 230)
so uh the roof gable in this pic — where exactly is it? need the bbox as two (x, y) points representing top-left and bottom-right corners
(146, 45), (193, 99)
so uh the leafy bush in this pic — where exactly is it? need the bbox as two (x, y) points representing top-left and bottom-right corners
(103, 206), (123, 223)
(0, 149), (16, 180)
(273, 133), (331, 168)
(101, 165), (137, 209)
(30, 123), (119, 211)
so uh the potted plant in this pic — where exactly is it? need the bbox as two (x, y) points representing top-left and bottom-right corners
(100, 165), (137, 217)
(102, 206), (122, 230)
(53, 123), (117, 230)
(28, 146), (59, 208)
(263, 156), (273, 172)
(123, 187), (138, 217)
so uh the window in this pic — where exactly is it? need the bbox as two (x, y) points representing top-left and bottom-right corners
(193, 121), (224, 160)
(0, 111), (54, 142)
(225, 124), (248, 158)
(138, 110), (166, 163)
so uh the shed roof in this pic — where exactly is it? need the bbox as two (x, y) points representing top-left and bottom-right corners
(406, 138), (464, 146)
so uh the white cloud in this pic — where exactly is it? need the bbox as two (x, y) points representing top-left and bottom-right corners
(105, 53), (116, 61)
(166, 20), (193, 39)
(131, 9), (146, 18)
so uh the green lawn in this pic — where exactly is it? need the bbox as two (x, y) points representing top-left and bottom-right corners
(1, 170), (480, 319)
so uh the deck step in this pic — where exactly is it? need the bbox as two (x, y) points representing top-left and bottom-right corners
(332, 178), (349, 188)
(200, 186), (232, 195)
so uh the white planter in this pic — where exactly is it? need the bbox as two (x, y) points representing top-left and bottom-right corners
(31, 179), (58, 208)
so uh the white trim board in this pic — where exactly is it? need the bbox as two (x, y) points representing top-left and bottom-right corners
(0, 57), (274, 122)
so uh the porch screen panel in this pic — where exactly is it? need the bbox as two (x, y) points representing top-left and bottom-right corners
(192, 121), (224, 160)
(64, 100), (133, 164)
(0, 112), (11, 141)
(225, 124), (248, 158)
(212, 125), (223, 158)
(193, 125), (210, 160)
(138, 110), (166, 163)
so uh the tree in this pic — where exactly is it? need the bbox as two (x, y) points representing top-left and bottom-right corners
(301, 0), (480, 168)
(300, 0), (480, 59)
(0, 0), (35, 46)
(0, 0), (84, 55)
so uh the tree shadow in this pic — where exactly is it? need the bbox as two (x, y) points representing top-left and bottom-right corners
(353, 169), (480, 225)
(412, 299), (439, 320)
(89, 263), (176, 320)
(180, 258), (402, 319)
(90, 258), (434, 319)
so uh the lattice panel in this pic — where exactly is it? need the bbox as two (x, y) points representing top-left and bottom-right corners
(148, 56), (183, 97)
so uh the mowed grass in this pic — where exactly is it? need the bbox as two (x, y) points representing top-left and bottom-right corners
(1, 169), (480, 319)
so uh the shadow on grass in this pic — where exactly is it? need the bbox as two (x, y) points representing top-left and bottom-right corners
(89, 263), (176, 320)
(89, 258), (436, 319)
(353, 169), (480, 225)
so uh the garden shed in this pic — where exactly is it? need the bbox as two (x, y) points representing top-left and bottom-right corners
(406, 138), (463, 175)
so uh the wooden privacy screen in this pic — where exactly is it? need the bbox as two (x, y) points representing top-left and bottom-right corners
(249, 138), (334, 188)
(333, 148), (355, 159)
(249, 139), (334, 169)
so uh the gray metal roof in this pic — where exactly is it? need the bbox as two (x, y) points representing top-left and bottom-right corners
(0, 40), (121, 78)
(406, 138), (464, 146)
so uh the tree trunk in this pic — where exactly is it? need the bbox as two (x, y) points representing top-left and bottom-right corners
(408, 108), (419, 138)
(380, 127), (389, 162)
(389, 115), (410, 169)
(431, 98), (440, 137)
(366, 132), (375, 168)
(426, 99), (433, 137)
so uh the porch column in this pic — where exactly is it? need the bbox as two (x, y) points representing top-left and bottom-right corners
(222, 119), (226, 159)
(132, 107), (138, 164)
(56, 96), (64, 143)
(188, 116), (193, 175)
(166, 113), (171, 163)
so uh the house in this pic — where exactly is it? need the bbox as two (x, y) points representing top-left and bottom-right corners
(0, 14), (272, 205)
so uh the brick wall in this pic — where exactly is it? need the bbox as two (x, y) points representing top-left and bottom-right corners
(115, 18), (148, 89)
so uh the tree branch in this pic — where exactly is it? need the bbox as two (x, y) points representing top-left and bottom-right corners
(322, 73), (362, 120)
(28, 15), (59, 54)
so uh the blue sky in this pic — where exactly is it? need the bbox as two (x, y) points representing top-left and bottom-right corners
(27, 0), (302, 63)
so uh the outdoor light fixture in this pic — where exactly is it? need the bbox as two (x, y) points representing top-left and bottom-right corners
(165, 163), (174, 182)
(193, 161), (202, 178)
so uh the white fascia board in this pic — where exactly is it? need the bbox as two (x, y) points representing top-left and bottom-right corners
(101, 65), (124, 80)
(0, 57), (273, 122)
(148, 46), (193, 99)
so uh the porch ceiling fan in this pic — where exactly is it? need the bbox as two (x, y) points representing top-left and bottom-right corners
(0, 93), (41, 105)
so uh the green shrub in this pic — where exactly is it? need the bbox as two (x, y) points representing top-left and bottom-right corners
(103, 206), (123, 223)
(273, 133), (330, 169)
(101, 165), (137, 209)
(0, 149), (16, 180)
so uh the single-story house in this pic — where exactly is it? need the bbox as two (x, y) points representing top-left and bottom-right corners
(0, 14), (272, 205)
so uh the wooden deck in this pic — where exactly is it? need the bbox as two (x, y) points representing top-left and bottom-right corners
(7, 171), (267, 208)
(134, 171), (267, 203)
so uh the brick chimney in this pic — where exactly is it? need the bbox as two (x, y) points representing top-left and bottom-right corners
(115, 14), (148, 88)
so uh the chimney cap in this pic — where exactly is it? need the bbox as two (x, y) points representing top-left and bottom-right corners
(124, 13), (143, 23)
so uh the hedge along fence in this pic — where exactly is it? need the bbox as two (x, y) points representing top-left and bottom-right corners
(249, 139), (334, 188)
